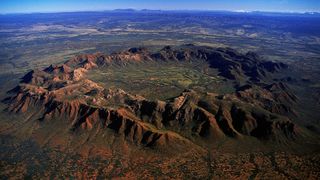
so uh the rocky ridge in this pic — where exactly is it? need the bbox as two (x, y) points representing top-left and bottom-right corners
(3, 45), (299, 149)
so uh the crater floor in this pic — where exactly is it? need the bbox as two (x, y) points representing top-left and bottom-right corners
(87, 61), (234, 100)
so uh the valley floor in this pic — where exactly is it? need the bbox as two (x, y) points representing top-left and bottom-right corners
(1, 134), (319, 179)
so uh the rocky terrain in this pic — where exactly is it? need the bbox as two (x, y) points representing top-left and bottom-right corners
(1, 45), (319, 178)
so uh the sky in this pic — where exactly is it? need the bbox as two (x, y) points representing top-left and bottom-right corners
(0, 0), (320, 14)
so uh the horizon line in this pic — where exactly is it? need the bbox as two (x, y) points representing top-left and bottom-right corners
(1, 8), (320, 15)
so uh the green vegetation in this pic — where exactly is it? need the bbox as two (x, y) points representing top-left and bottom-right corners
(87, 61), (228, 100)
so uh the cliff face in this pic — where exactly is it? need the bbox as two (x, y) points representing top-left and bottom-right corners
(3, 45), (299, 149)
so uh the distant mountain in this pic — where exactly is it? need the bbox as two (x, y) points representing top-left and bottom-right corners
(113, 8), (137, 12)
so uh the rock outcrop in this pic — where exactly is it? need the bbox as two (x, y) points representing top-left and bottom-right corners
(3, 45), (299, 149)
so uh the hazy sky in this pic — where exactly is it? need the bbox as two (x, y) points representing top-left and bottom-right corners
(1, 0), (320, 13)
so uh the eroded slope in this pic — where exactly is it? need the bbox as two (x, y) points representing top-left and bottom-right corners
(3, 45), (307, 150)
